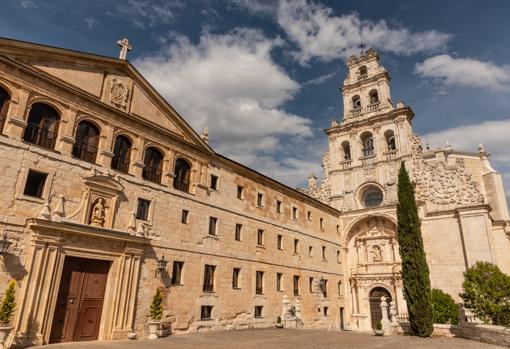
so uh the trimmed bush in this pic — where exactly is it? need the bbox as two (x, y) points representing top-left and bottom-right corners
(431, 289), (459, 325)
(396, 162), (433, 337)
(149, 288), (163, 321)
(460, 261), (510, 326)
(0, 280), (16, 325)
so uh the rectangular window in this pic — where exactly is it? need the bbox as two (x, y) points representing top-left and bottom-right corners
(292, 206), (298, 219)
(257, 229), (264, 246)
(309, 277), (314, 293)
(308, 246), (313, 257)
(171, 261), (184, 285)
(323, 306), (329, 316)
(208, 217), (218, 236)
(276, 272), (283, 292)
(276, 200), (282, 213)
(338, 281), (343, 296)
(323, 279), (328, 298)
(203, 264), (215, 292)
(337, 250), (341, 263)
(307, 210), (312, 221)
(201, 305), (213, 320)
(181, 209), (189, 224)
(254, 305), (263, 318)
(237, 185), (244, 200)
(294, 239), (299, 254)
(257, 193), (264, 207)
(232, 267), (241, 289)
(320, 218), (324, 229)
(23, 170), (47, 198)
(136, 198), (150, 220)
(210, 174), (218, 190)
(293, 275), (300, 296)
(277, 234), (283, 250)
(256, 271), (264, 295)
(235, 223), (242, 241)
(322, 246), (326, 260)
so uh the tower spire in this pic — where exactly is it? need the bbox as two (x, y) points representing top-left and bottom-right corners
(359, 27), (365, 55)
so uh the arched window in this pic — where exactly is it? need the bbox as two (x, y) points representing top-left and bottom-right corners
(362, 187), (383, 208)
(341, 141), (351, 161)
(142, 147), (164, 184)
(23, 103), (60, 149)
(0, 86), (10, 133)
(72, 121), (100, 163)
(384, 130), (396, 151)
(173, 158), (191, 193)
(111, 135), (132, 173)
(361, 132), (374, 157)
(369, 89), (379, 104)
(352, 95), (361, 109)
(359, 65), (367, 77)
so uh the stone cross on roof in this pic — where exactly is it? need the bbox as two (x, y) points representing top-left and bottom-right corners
(117, 38), (132, 60)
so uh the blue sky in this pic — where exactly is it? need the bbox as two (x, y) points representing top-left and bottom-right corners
(1, 0), (509, 203)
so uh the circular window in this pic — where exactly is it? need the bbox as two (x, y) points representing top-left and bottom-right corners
(362, 187), (383, 208)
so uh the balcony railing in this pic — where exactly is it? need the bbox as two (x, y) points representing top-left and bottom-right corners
(351, 108), (361, 116)
(142, 165), (162, 184)
(23, 124), (57, 149)
(72, 142), (98, 163)
(111, 156), (130, 173)
(174, 178), (190, 193)
(340, 159), (352, 169)
(360, 154), (376, 166)
(358, 74), (368, 81)
(368, 102), (380, 111)
(384, 149), (398, 160)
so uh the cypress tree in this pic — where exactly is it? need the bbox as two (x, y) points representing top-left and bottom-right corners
(396, 162), (433, 337)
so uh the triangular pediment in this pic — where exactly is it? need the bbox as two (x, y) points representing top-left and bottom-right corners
(0, 37), (212, 152)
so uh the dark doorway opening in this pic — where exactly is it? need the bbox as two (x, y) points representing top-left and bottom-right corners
(369, 287), (391, 330)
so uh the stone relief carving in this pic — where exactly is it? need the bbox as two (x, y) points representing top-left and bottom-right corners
(411, 133), (483, 206)
(371, 245), (382, 262)
(89, 197), (107, 227)
(110, 78), (130, 109)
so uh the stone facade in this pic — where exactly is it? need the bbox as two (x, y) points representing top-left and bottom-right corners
(0, 38), (508, 348)
(303, 48), (510, 332)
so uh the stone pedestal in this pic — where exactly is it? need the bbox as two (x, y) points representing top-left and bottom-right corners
(380, 296), (391, 336)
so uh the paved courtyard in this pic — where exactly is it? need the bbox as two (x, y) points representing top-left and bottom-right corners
(34, 328), (504, 349)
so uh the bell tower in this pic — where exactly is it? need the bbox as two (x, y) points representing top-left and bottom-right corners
(319, 48), (416, 212)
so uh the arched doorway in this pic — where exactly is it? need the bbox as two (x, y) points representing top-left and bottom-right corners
(369, 287), (391, 329)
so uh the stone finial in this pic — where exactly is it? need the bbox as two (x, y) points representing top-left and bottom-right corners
(200, 127), (209, 143)
(307, 173), (317, 189)
(331, 120), (339, 127)
(478, 143), (489, 159)
(396, 100), (405, 109)
(445, 140), (452, 151)
(52, 195), (65, 222)
(39, 203), (52, 220)
(127, 212), (136, 235)
(117, 38), (132, 60)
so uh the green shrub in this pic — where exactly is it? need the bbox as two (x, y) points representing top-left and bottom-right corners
(375, 321), (382, 331)
(431, 289), (459, 325)
(149, 288), (163, 321)
(460, 261), (510, 326)
(276, 316), (282, 324)
(0, 280), (16, 325)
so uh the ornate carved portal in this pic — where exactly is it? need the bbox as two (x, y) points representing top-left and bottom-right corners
(369, 287), (391, 330)
(344, 215), (406, 331)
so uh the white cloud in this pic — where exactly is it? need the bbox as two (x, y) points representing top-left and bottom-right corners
(20, 0), (38, 9)
(228, 0), (278, 17)
(415, 55), (510, 91)
(303, 71), (337, 86)
(135, 28), (320, 186)
(277, 0), (452, 65)
(117, 0), (184, 28)
(423, 118), (510, 204)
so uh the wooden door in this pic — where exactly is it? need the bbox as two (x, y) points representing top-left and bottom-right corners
(50, 257), (109, 343)
(369, 287), (391, 330)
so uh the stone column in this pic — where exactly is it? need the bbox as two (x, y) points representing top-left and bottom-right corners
(131, 137), (145, 178)
(281, 295), (289, 324)
(390, 300), (398, 334)
(56, 107), (77, 155)
(380, 296), (391, 336)
(4, 88), (29, 140)
(98, 124), (115, 168)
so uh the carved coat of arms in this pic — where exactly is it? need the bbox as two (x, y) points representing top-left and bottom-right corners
(110, 78), (130, 109)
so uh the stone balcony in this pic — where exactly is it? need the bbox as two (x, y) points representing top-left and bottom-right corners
(340, 159), (352, 169)
(360, 154), (376, 166)
(350, 107), (361, 116)
(367, 102), (380, 112)
(384, 149), (398, 160)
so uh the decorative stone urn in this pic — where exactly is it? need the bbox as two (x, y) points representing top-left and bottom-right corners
(0, 325), (13, 349)
(147, 320), (160, 340)
(374, 328), (384, 336)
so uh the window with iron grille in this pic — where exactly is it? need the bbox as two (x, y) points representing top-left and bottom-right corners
(257, 193), (264, 207)
(257, 229), (264, 246)
(142, 147), (163, 184)
(136, 199), (150, 221)
(256, 271), (264, 295)
(181, 209), (189, 224)
(23, 170), (47, 198)
(232, 267), (241, 289)
(111, 135), (132, 173)
(235, 223), (242, 241)
(293, 275), (300, 296)
(203, 264), (215, 292)
(171, 261), (184, 285)
(254, 305), (263, 318)
(201, 305), (213, 320)
(23, 103), (60, 150)
(208, 217), (218, 236)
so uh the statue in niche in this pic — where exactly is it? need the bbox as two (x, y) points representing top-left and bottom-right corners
(371, 245), (383, 262)
(90, 198), (106, 227)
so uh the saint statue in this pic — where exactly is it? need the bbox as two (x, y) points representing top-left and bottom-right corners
(90, 198), (106, 227)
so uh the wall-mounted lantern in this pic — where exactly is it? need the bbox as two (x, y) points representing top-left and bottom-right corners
(319, 277), (327, 295)
(156, 255), (168, 277)
(0, 230), (12, 255)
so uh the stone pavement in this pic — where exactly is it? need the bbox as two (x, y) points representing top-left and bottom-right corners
(34, 328), (505, 349)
